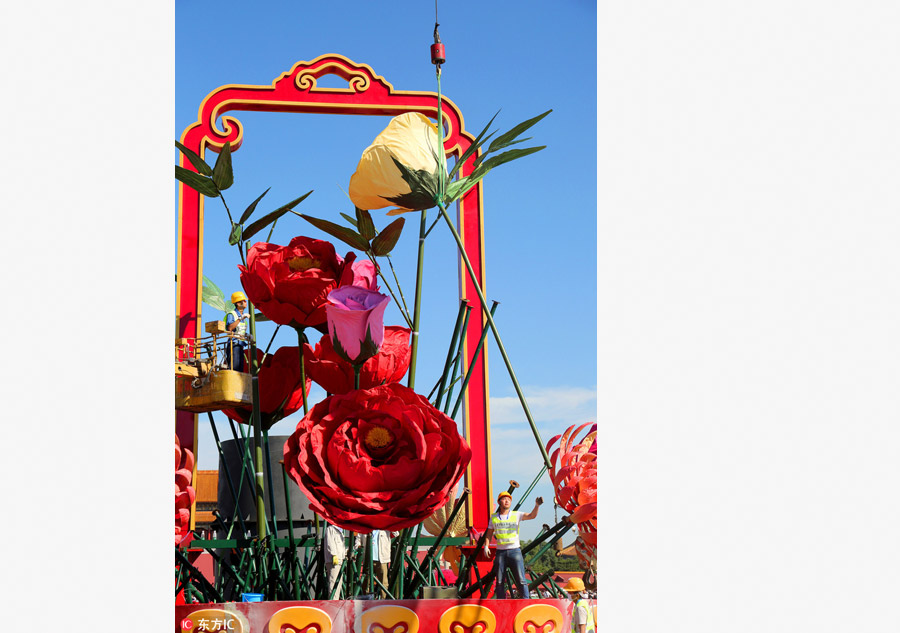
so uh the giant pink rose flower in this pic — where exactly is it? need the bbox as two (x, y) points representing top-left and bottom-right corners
(238, 236), (377, 329)
(283, 383), (471, 533)
(325, 286), (390, 366)
(304, 326), (411, 395)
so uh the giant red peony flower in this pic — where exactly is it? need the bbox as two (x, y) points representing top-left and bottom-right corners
(283, 383), (471, 533)
(222, 346), (311, 430)
(238, 236), (377, 329)
(304, 326), (412, 395)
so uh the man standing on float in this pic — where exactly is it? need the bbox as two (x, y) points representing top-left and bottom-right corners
(483, 491), (543, 598)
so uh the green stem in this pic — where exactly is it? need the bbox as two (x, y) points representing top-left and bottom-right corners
(354, 365), (361, 390)
(436, 201), (552, 469)
(406, 209), (428, 390)
(513, 465), (548, 511)
(450, 300), (499, 419)
(280, 461), (302, 600)
(295, 327), (309, 414)
(245, 242), (267, 538)
(435, 301), (470, 410)
(368, 254), (413, 329)
(385, 255), (410, 317)
(443, 304), (473, 414)
(261, 324), (281, 363)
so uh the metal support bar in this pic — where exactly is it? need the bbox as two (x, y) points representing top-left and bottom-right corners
(434, 300), (470, 410)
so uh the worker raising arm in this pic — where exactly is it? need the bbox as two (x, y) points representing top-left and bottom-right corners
(482, 491), (543, 599)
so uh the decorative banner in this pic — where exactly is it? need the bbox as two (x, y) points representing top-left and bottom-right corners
(176, 54), (494, 528)
(176, 600), (570, 633)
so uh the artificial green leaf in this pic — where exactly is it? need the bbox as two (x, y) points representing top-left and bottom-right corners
(175, 141), (213, 176)
(371, 217), (405, 256)
(299, 214), (370, 251)
(243, 190), (313, 241)
(443, 164), (491, 204)
(340, 212), (359, 228)
(390, 155), (428, 191)
(240, 187), (271, 223)
(486, 109), (552, 155)
(383, 190), (437, 212)
(473, 136), (530, 169)
(447, 110), (500, 180)
(356, 207), (376, 240)
(201, 275), (231, 312)
(254, 311), (270, 322)
(212, 142), (233, 190)
(175, 165), (219, 197)
(385, 156), (440, 210)
(480, 145), (546, 172)
(228, 223), (243, 245)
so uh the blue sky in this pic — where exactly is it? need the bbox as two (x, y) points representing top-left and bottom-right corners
(177, 0), (597, 538)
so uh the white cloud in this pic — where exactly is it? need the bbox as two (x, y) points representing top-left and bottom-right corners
(489, 384), (597, 426)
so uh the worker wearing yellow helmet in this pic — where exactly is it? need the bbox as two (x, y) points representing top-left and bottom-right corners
(482, 490), (543, 599)
(225, 291), (250, 371)
(562, 577), (595, 633)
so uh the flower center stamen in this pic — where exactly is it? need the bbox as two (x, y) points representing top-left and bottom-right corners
(364, 426), (393, 450)
(287, 256), (322, 272)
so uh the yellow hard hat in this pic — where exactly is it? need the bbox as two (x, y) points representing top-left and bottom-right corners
(497, 491), (512, 501)
(562, 577), (585, 593)
(230, 291), (247, 304)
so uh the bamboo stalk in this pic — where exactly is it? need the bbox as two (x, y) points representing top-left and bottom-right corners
(406, 210), (428, 390)
(435, 301), (470, 409)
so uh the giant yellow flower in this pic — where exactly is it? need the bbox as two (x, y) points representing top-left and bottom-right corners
(349, 112), (445, 214)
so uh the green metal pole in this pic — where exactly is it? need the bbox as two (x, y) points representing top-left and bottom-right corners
(402, 522), (424, 597)
(436, 201), (553, 469)
(409, 491), (469, 595)
(295, 326), (309, 414)
(262, 429), (279, 534)
(233, 418), (277, 536)
(435, 301), (470, 409)
(207, 412), (248, 537)
(280, 461), (302, 600)
(450, 301), (499, 419)
(406, 209), (428, 390)
(442, 304), (472, 413)
(513, 465), (548, 511)
(245, 243), (267, 539)
(388, 527), (410, 595)
(365, 533), (374, 594)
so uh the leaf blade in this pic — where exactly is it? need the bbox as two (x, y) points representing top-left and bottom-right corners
(486, 109), (552, 155)
(355, 207), (376, 240)
(371, 217), (405, 256)
(175, 141), (213, 176)
(212, 142), (234, 190)
(242, 190), (313, 241)
(299, 214), (370, 251)
(175, 165), (219, 197)
(239, 187), (271, 223)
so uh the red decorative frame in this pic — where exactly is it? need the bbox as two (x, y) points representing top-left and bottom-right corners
(176, 55), (494, 528)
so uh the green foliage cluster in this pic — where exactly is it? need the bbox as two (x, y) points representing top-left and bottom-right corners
(523, 539), (582, 576)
